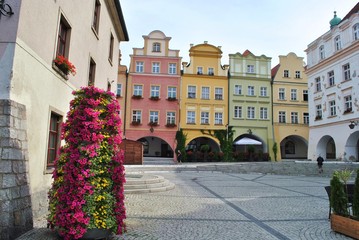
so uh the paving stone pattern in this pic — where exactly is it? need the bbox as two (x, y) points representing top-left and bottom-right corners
(19, 171), (353, 240)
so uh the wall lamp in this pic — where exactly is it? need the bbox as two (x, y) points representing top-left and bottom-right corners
(349, 120), (359, 129)
(0, 0), (14, 16)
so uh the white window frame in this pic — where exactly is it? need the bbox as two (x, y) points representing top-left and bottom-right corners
(234, 106), (242, 118)
(247, 65), (255, 73)
(132, 110), (142, 123)
(166, 112), (176, 124)
(316, 104), (322, 119)
(214, 112), (223, 125)
(201, 86), (210, 99)
(215, 88), (223, 100)
(279, 111), (286, 123)
(260, 87), (267, 97)
(319, 45), (325, 59)
(151, 85), (160, 97)
(303, 90), (308, 101)
(295, 71), (301, 78)
(169, 63), (177, 74)
(201, 112), (209, 124)
(284, 70), (289, 78)
(234, 85), (242, 95)
(187, 111), (195, 124)
(136, 61), (144, 73)
(247, 86), (255, 96)
(344, 95), (352, 112)
(247, 107), (255, 119)
(133, 85), (143, 96)
(334, 35), (341, 51)
(197, 67), (203, 75)
(152, 62), (160, 73)
(354, 23), (359, 41)
(303, 113), (309, 124)
(168, 87), (177, 99)
(315, 77), (321, 92)
(328, 71), (335, 86)
(279, 88), (285, 100)
(329, 100), (336, 116)
(153, 42), (161, 52)
(149, 111), (159, 123)
(260, 107), (268, 120)
(343, 63), (351, 81)
(116, 83), (122, 96)
(208, 67), (214, 75)
(291, 112), (298, 124)
(290, 89), (297, 101)
(188, 86), (196, 98)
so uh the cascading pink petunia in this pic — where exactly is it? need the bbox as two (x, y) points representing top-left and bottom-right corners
(48, 86), (126, 240)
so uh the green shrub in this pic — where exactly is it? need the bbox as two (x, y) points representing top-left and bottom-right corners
(330, 172), (349, 216)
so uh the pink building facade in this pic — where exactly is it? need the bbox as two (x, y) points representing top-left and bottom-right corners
(125, 30), (181, 157)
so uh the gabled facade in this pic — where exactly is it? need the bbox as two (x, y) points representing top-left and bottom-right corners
(271, 52), (309, 160)
(0, 1), (128, 239)
(228, 50), (274, 160)
(305, 4), (359, 161)
(180, 42), (229, 153)
(125, 30), (181, 157)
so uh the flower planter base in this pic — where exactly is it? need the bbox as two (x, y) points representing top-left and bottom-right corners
(80, 228), (111, 240)
(331, 213), (359, 239)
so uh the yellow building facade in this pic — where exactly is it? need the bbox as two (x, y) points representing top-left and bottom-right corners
(272, 52), (309, 160)
(180, 42), (229, 152)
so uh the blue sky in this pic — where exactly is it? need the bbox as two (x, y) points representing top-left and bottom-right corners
(119, 0), (358, 67)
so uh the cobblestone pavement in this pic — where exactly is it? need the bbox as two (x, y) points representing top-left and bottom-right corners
(17, 171), (353, 240)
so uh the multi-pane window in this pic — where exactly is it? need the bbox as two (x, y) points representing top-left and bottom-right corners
(92, 0), (101, 34)
(279, 111), (286, 123)
(290, 89), (297, 101)
(260, 87), (267, 97)
(47, 113), (62, 167)
(152, 62), (160, 73)
(57, 17), (71, 57)
(334, 35), (341, 51)
(247, 65), (255, 73)
(343, 63), (351, 81)
(187, 111), (195, 124)
(328, 71), (335, 86)
(188, 86), (196, 98)
(234, 85), (242, 95)
(316, 104), (322, 119)
(234, 106), (242, 118)
(329, 100), (336, 116)
(279, 88), (285, 100)
(149, 111), (159, 123)
(168, 87), (177, 99)
(202, 87), (210, 99)
(133, 85), (143, 96)
(214, 112), (223, 125)
(354, 23), (359, 40)
(109, 33), (114, 62)
(151, 86), (160, 97)
(201, 112), (209, 124)
(116, 84), (122, 97)
(136, 61), (144, 73)
(303, 90), (308, 101)
(344, 95), (352, 112)
(315, 77), (321, 92)
(169, 63), (177, 74)
(295, 71), (301, 78)
(88, 58), (96, 86)
(303, 113), (309, 124)
(197, 67), (203, 75)
(247, 107), (255, 119)
(132, 110), (142, 123)
(215, 88), (223, 100)
(167, 112), (176, 124)
(247, 86), (255, 96)
(153, 42), (161, 52)
(208, 67), (214, 75)
(291, 112), (298, 124)
(284, 70), (289, 78)
(260, 107), (268, 120)
(319, 45), (325, 59)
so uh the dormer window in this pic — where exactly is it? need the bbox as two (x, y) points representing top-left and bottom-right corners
(153, 42), (161, 52)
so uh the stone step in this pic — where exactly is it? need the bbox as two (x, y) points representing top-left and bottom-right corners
(124, 174), (175, 194)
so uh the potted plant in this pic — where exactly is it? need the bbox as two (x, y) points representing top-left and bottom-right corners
(148, 121), (158, 126)
(48, 86), (126, 240)
(132, 95), (142, 99)
(53, 55), (77, 76)
(330, 169), (359, 239)
(167, 97), (177, 101)
(131, 120), (141, 126)
(165, 123), (176, 128)
(149, 96), (160, 101)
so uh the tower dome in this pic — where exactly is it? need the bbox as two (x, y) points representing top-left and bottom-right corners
(330, 11), (342, 28)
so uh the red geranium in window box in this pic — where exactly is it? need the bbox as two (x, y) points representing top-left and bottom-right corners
(53, 55), (77, 76)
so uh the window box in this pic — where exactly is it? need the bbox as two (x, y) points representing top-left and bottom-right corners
(344, 108), (352, 114)
(132, 95), (142, 99)
(315, 115), (322, 120)
(53, 55), (76, 76)
(148, 121), (158, 126)
(167, 97), (177, 101)
(131, 120), (141, 126)
(165, 123), (177, 128)
(149, 96), (160, 101)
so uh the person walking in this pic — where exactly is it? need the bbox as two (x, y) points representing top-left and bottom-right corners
(177, 150), (182, 164)
(317, 155), (324, 174)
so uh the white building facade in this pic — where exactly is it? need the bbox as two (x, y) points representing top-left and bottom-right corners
(0, 1), (128, 239)
(305, 4), (359, 161)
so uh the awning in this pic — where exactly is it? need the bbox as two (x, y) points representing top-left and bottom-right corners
(234, 137), (262, 145)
